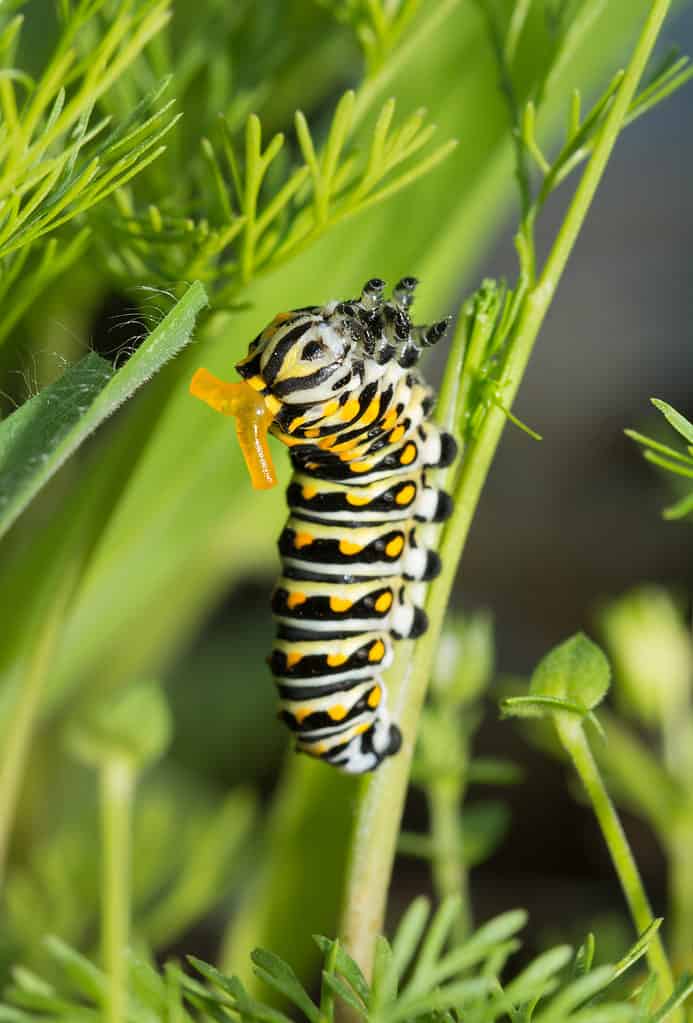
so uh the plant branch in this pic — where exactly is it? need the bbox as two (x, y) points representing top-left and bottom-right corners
(554, 715), (676, 1004)
(338, 0), (674, 980)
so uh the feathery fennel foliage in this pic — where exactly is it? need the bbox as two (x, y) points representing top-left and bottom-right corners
(3, 895), (692, 1023)
(626, 401), (693, 520)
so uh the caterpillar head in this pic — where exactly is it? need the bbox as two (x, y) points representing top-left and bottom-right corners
(235, 306), (357, 407)
(235, 277), (450, 409)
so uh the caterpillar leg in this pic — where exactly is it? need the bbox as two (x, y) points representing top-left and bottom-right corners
(402, 529), (441, 582)
(390, 584), (429, 639)
(420, 422), (458, 469)
(413, 482), (453, 523)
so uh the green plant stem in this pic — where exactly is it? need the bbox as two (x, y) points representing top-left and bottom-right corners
(100, 755), (135, 1023)
(554, 716), (676, 1004)
(429, 774), (470, 943)
(669, 804), (693, 968)
(338, 0), (673, 980)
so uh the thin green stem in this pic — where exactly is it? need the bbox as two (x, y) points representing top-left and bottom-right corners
(100, 755), (135, 1023)
(668, 804), (693, 969)
(338, 0), (673, 979)
(554, 716), (676, 1005)
(429, 774), (470, 944)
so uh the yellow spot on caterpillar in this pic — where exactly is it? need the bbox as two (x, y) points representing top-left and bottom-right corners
(289, 415), (306, 432)
(273, 311), (293, 324)
(368, 686), (381, 708)
(375, 592), (392, 613)
(330, 595), (352, 612)
(264, 394), (282, 415)
(347, 492), (371, 507)
(287, 591), (307, 609)
(306, 461), (319, 470)
(360, 398), (380, 426)
(368, 640), (385, 662)
(189, 369), (277, 490)
(327, 653), (347, 667)
(400, 442), (417, 465)
(286, 652), (302, 668)
(302, 484), (318, 499)
(305, 427), (321, 438)
(322, 399), (340, 416)
(350, 460), (373, 473)
(294, 532), (314, 548)
(389, 425), (405, 443)
(355, 723), (370, 735)
(319, 434), (338, 449)
(328, 704), (347, 721)
(396, 484), (416, 505)
(339, 539), (363, 556)
(382, 409), (398, 430)
(314, 742), (327, 754)
(295, 706), (313, 724)
(340, 398), (360, 421)
(385, 535), (404, 558)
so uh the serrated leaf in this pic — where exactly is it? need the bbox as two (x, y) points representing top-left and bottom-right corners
(0, 281), (208, 539)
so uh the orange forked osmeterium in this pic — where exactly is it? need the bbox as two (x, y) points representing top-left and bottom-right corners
(190, 368), (277, 490)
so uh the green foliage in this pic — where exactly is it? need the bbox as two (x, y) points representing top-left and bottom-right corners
(1, 0), (692, 1018)
(626, 400), (693, 519)
(102, 89), (456, 304)
(2, 895), (686, 1023)
(0, 281), (207, 539)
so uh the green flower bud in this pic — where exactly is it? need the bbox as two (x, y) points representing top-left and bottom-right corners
(600, 586), (692, 728)
(64, 679), (172, 770)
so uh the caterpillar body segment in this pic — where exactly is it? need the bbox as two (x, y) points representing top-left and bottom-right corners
(232, 278), (457, 773)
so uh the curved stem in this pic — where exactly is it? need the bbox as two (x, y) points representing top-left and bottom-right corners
(555, 717), (677, 1007)
(338, 0), (674, 979)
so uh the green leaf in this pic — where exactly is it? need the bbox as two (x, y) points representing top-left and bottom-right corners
(320, 973), (368, 1018)
(0, 281), (208, 539)
(651, 399), (693, 444)
(390, 896), (431, 982)
(250, 949), (321, 1023)
(313, 937), (369, 1006)
(530, 633), (611, 711)
(650, 971), (693, 1022)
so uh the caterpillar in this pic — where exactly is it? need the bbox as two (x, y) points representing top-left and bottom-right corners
(191, 277), (457, 774)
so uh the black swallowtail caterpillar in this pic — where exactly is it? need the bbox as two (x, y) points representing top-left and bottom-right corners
(191, 277), (457, 773)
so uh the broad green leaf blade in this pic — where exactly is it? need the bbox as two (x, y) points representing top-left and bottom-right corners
(0, 281), (208, 539)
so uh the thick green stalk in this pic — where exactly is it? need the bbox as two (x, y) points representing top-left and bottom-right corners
(338, 0), (673, 977)
(555, 716), (676, 1005)
(100, 755), (135, 1023)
